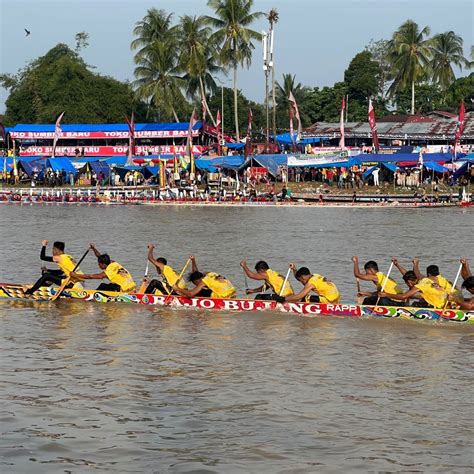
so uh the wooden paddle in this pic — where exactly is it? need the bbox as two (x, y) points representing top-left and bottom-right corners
(356, 278), (363, 305)
(279, 268), (292, 297)
(51, 249), (89, 301)
(375, 262), (394, 307)
(138, 261), (150, 294)
(443, 263), (463, 309)
(166, 258), (191, 295)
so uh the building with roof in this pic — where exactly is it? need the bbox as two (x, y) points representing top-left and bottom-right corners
(304, 111), (474, 147)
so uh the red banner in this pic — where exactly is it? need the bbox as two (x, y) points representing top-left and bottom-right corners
(9, 130), (200, 139)
(19, 145), (203, 157)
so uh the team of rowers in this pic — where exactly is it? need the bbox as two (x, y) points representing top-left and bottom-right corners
(24, 240), (474, 310)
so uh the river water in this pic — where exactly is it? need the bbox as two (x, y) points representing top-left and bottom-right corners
(0, 204), (473, 473)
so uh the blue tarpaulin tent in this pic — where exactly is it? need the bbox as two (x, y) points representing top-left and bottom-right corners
(359, 152), (462, 163)
(452, 162), (469, 183)
(273, 133), (324, 145)
(424, 162), (449, 173)
(245, 154), (288, 176)
(195, 156), (245, 172)
(45, 157), (77, 175)
(105, 156), (129, 166)
(80, 160), (110, 179)
(19, 159), (45, 178)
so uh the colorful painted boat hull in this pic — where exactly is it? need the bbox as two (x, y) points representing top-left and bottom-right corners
(0, 284), (472, 324)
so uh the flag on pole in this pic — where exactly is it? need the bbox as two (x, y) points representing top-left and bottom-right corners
(289, 106), (295, 148)
(52, 111), (65, 157)
(159, 158), (166, 188)
(245, 109), (253, 157)
(216, 109), (222, 156)
(125, 113), (135, 166)
(173, 143), (179, 175)
(454, 100), (465, 146)
(186, 108), (197, 177)
(339, 96), (345, 149)
(368, 99), (379, 151)
(288, 92), (302, 142)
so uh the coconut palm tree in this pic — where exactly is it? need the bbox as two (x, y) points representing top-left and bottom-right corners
(268, 8), (279, 137)
(132, 38), (185, 122)
(131, 9), (184, 121)
(431, 31), (467, 94)
(205, 0), (264, 140)
(131, 8), (175, 58)
(276, 73), (305, 108)
(388, 20), (432, 114)
(177, 15), (222, 125)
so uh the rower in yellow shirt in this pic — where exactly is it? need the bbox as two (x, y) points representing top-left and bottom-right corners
(379, 273), (449, 309)
(279, 263), (340, 304)
(144, 244), (187, 295)
(25, 240), (84, 295)
(71, 244), (136, 293)
(173, 255), (236, 299)
(352, 256), (402, 305)
(240, 260), (294, 300)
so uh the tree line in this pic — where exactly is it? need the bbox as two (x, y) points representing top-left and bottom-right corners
(1, 0), (473, 134)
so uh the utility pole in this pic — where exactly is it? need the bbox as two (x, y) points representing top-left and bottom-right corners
(262, 30), (270, 146)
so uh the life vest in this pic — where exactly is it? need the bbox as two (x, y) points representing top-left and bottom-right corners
(104, 262), (136, 292)
(415, 277), (448, 308)
(376, 272), (402, 294)
(162, 264), (186, 290)
(306, 273), (340, 303)
(201, 272), (236, 299)
(56, 254), (83, 283)
(266, 269), (293, 297)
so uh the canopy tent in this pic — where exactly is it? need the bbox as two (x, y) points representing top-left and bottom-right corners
(362, 162), (396, 180)
(309, 156), (362, 169)
(225, 142), (245, 150)
(273, 133), (324, 145)
(45, 157), (77, 176)
(105, 156), (128, 166)
(452, 162), (469, 183)
(423, 162), (449, 173)
(358, 152), (461, 164)
(79, 160), (110, 179)
(18, 159), (45, 178)
(195, 156), (245, 172)
(241, 154), (288, 177)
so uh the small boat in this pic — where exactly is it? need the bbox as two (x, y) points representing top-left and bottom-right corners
(0, 283), (472, 324)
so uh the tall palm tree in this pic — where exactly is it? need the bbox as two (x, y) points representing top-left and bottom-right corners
(206, 0), (264, 140)
(268, 8), (279, 137)
(276, 73), (304, 108)
(131, 8), (175, 58)
(177, 15), (222, 125)
(431, 31), (467, 94)
(388, 20), (432, 114)
(131, 9), (184, 121)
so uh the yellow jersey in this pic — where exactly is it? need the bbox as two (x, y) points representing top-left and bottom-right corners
(202, 272), (236, 299)
(415, 277), (448, 308)
(162, 265), (186, 290)
(376, 272), (402, 294)
(307, 273), (340, 304)
(104, 262), (136, 292)
(266, 269), (293, 297)
(56, 254), (83, 283)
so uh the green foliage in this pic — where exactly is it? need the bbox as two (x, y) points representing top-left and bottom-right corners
(2, 44), (145, 125)
(344, 51), (381, 102)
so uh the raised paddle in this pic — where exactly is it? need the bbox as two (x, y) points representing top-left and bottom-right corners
(279, 268), (292, 297)
(167, 258), (191, 295)
(443, 262), (463, 309)
(356, 278), (363, 305)
(138, 261), (150, 294)
(375, 261), (394, 307)
(51, 248), (90, 301)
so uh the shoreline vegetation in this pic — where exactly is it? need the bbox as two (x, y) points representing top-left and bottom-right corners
(1, 1), (472, 132)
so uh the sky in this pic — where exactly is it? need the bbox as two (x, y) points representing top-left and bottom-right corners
(0, 0), (472, 114)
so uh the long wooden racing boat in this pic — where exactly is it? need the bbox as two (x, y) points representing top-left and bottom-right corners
(1, 283), (472, 324)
